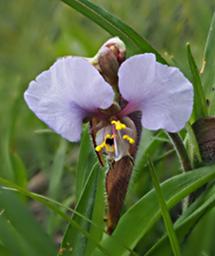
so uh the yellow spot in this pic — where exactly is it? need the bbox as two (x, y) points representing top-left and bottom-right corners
(111, 120), (126, 130)
(105, 134), (112, 139)
(95, 143), (105, 152)
(95, 134), (115, 152)
(123, 134), (135, 144)
(105, 144), (115, 153)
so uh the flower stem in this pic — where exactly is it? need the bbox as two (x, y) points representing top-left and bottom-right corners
(167, 132), (192, 172)
(167, 132), (192, 212)
(185, 123), (202, 167)
(148, 159), (181, 256)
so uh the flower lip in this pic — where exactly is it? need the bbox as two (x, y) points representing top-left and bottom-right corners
(95, 118), (136, 161)
(105, 137), (114, 146)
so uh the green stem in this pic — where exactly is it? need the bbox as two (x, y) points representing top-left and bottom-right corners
(148, 159), (181, 256)
(185, 123), (202, 167)
(167, 132), (192, 212)
(167, 133), (192, 172)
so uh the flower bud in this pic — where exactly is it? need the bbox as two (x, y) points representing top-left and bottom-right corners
(89, 37), (126, 87)
(97, 46), (119, 86)
(97, 37), (126, 64)
(192, 117), (215, 163)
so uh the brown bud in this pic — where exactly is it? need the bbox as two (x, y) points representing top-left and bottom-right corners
(192, 117), (215, 163)
(98, 46), (119, 86)
(105, 156), (133, 234)
(98, 37), (126, 65)
(89, 37), (126, 87)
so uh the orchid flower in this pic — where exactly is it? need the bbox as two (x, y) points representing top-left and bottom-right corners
(24, 38), (193, 163)
(24, 37), (193, 233)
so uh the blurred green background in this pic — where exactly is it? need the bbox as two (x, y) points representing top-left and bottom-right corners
(0, 0), (214, 255)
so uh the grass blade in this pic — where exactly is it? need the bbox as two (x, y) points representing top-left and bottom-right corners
(0, 177), (109, 256)
(93, 164), (215, 256)
(187, 43), (207, 119)
(0, 243), (11, 256)
(61, 0), (166, 63)
(0, 189), (57, 255)
(48, 139), (68, 199)
(201, 12), (215, 115)
(11, 152), (28, 189)
(145, 184), (215, 256)
(60, 162), (105, 256)
(148, 159), (181, 256)
(185, 123), (202, 167)
(0, 214), (32, 256)
(76, 125), (96, 200)
(47, 138), (68, 234)
(84, 165), (105, 256)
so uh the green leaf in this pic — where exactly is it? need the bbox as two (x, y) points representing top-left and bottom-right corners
(0, 243), (11, 256)
(186, 43), (207, 119)
(0, 177), (108, 256)
(1, 129), (14, 181)
(145, 184), (215, 256)
(76, 125), (96, 200)
(0, 214), (32, 256)
(0, 188), (57, 256)
(61, 0), (166, 63)
(93, 164), (215, 256)
(133, 130), (166, 181)
(182, 207), (215, 256)
(201, 12), (215, 115)
(11, 152), (28, 189)
(60, 162), (105, 256)
(185, 123), (202, 167)
(1, 88), (24, 181)
(47, 138), (68, 234)
(148, 159), (181, 256)
(84, 167), (105, 256)
(48, 138), (68, 200)
(167, 132), (192, 172)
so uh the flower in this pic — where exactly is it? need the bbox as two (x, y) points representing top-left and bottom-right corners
(24, 38), (193, 162)
(24, 38), (194, 234)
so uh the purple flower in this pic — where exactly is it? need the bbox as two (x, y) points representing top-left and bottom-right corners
(24, 38), (193, 161)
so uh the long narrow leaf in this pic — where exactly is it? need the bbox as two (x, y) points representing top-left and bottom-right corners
(201, 12), (215, 115)
(0, 189), (57, 255)
(93, 164), (215, 256)
(84, 165), (105, 256)
(47, 138), (68, 234)
(148, 160), (181, 256)
(0, 177), (109, 256)
(0, 243), (11, 256)
(187, 43), (207, 119)
(185, 123), (202, 167)
(61, 0), (166, 63)
(0, 214), (32, 256)
(11, 152), (28, 189)
(59, 162), (105, 256)
(76, 125), (96, 200)
(145, 184), (215, 256)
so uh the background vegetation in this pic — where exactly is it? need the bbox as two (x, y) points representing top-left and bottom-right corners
(0, 0), (214, 255)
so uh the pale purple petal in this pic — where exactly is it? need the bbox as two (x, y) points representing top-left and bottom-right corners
(24, 57), (114, 141)
(118, 54), (193, 132)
